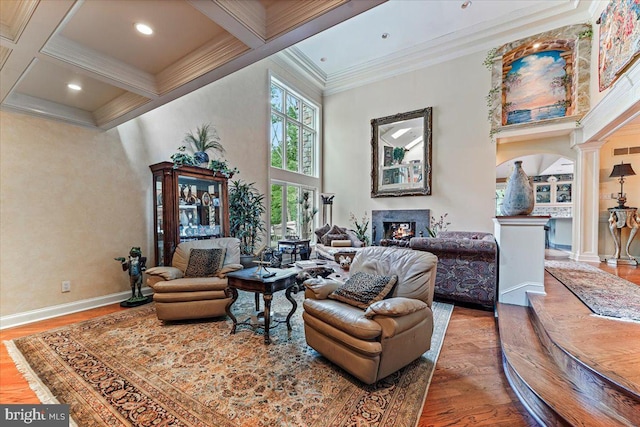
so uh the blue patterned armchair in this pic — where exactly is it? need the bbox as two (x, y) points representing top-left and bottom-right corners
(409, 231), (497, 310)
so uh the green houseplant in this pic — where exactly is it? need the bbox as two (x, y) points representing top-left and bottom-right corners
(392, 147), (406, 164)
(229, 180), (266, 265)
(208, 159), (239, 178)
(184, 123), (225, 165)
(349, 211), (370, 246)
(170, 146), (198, 168)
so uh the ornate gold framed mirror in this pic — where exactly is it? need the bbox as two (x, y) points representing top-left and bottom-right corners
(371, 107), (432, 197)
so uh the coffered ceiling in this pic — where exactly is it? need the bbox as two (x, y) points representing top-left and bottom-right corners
(0, 0), (384, 129)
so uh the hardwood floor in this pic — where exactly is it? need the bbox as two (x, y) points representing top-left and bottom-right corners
(1, 263), (639, 426)
(423, 259), (640, 427)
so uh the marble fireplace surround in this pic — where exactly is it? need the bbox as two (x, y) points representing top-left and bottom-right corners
(372, 209), (431, 245)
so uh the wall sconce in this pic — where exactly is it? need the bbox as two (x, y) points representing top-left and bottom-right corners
(609, 161), (636, 208)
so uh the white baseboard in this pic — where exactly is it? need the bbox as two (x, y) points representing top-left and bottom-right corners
(0, 288), (153, 330)
(499, 282), (546, 307)
(571, 253), (602, 263)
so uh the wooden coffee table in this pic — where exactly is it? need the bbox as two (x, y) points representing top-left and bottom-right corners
(225, 266), (299, 344)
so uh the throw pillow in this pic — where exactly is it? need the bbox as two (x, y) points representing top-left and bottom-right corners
(184, 248), (226, 277)
(328, 272), (398, 309)
(314, 224), (331, 242)
(322, 233), (349, 246)
(321, 224), (349, 246)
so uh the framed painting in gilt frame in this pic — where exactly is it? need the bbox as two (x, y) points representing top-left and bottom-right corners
(598, 0), (640, 91)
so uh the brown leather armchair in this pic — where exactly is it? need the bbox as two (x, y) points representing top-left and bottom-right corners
(302, 246), (438, 384)
(145, 238), (243, 321)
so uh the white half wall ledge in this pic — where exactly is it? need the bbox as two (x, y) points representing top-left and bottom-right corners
(499, 283), (546, 307)
(0, 287), (153, 330)
(494, 216), (549, 307)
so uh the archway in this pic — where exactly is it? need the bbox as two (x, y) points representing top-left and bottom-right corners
(497, 154), (574, 251)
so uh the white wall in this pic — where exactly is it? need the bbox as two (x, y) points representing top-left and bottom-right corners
(598, 128), (640, 258)
(323, 51), (496, 237)
(0, 57), (319, 318)
(0, 111), (147, 315)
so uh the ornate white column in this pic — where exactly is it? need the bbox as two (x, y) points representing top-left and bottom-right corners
(493, 216), (550, 306)
(571, 140), (606, 263)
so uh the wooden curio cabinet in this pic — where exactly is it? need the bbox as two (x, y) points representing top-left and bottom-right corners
(150, 162), (230, 266)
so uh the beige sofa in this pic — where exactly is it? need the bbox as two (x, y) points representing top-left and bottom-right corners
(145, 238), (243, 321)
(302, 246), (438, 384)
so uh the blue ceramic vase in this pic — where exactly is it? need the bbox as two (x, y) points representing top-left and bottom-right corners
(501, 160), (534, 216)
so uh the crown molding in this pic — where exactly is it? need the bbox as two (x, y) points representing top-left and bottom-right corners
(0, 0), (39, 44)
(156, 33), (248, 95)
(41, 35), (158, 98)
(273, 48), (326, 95)
(317, 0), (589, 96)
(266, 0), (347, 40)
(0, 45), (11, 70)
(3, 91), (96, 127)
(189, 0), (265, 49)
(93, 92), (151, 128)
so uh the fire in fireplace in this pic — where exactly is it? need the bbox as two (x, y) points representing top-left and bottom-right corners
(383, 222), (416, 240)
(371, 209), (430, 245)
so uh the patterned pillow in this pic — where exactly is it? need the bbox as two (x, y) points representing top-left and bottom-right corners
(321, 224), (349, 246)
(314, 224), (331, 241)
(328, 272), (398, 309)
(184, 248), (226, 277)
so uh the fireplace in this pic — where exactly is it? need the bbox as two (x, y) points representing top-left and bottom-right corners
(372, 209), (430, 245)
(383, 221), (416, 240)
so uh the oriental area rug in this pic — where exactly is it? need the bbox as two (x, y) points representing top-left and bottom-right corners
(5, 293), (453, 427)
(545, 260), (640, 322)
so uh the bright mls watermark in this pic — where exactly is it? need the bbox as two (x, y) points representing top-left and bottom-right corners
(1, 405), (69, 426)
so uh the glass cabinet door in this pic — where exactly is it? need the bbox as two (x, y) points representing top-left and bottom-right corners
(535, 184), (551, 203)
(150, 162), (231, 266)
(177, 176), (223, 241)
(556, 183), (572, 203)
(155, 175), (164, 264)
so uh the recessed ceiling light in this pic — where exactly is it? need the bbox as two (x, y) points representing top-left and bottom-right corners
(381, 33), (390, 40)
(533, 43), (541, 49)
(461, 1), (472, 9)
(67, 83), (82, 91)
(135, 23), (153, 35)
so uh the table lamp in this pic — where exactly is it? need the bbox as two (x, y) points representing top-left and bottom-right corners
(609, 161), (636, 208)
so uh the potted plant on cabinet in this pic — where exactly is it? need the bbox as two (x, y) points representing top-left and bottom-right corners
(184, 123), (225, 166)
(171, 123), (226, 168)
(229, 180), (266, 267)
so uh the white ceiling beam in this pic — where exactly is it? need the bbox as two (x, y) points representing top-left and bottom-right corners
(188, 0), (266, 49)
(3, 92), (96, 128)
(0, 0), (75, 103)
(40, 35), (159, 99)
(98, 0), (386, 130)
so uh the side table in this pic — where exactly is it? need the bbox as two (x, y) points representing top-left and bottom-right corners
(606, 207), (639, 266)
(277, 239), (311, 263)
(225, 267), (299, 344)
